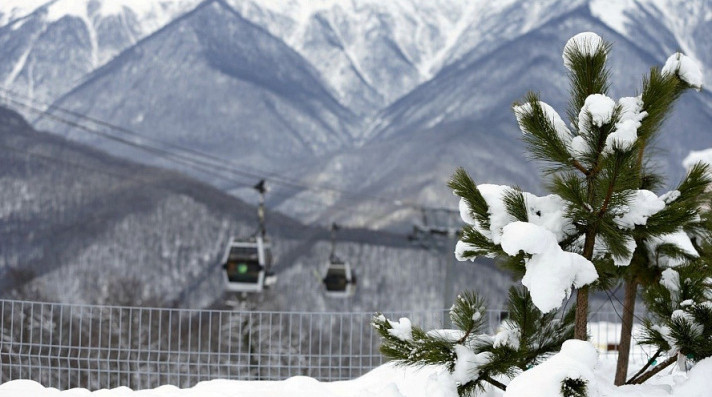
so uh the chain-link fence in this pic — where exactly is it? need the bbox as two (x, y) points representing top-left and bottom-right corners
(0, 299), (650, 390)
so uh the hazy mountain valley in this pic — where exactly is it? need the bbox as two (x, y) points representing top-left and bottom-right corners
(0, 105), (515, 309)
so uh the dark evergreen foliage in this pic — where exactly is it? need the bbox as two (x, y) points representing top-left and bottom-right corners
(561, 377), (588, 397)
(638, 259), (712, 370)
(373, 287), (574, 395)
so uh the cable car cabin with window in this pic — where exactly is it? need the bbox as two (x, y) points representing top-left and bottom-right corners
(323, 258), (356, 298)
(322, 223), (356, 298)
(222, 236), (272, 293)
(221, 180), (275, 293)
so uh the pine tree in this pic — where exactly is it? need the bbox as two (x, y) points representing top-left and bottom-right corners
(611, 161), (712, 384)
(629, 244), (712, 384)
(376, 32), (707, 396)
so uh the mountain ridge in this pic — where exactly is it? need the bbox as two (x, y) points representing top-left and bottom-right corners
(34, 0), (360, 185)
(280, 3), (712, 227)
(3, 0), (711, 229)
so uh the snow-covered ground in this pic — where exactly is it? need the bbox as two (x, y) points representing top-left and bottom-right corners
(0, 365), (459, 397)
(1, 352), (709, 397)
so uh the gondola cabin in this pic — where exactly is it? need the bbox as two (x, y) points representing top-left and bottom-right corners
(222, 236), (272, 293)
(323, 259), (356, 298)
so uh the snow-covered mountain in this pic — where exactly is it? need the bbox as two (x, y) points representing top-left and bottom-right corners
(4, 0), (706, 312)
(275, 1), (712, 227)
(225, 0), (592, 119)
(33, 0), (359, 182)
(589, 0), (711, 82)
(226, 0), (471, 117)
(2, 0), (712, 229)
(0, 0), (201, 103)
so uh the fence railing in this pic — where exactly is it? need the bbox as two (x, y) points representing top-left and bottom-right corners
(0, 299), (651, 390)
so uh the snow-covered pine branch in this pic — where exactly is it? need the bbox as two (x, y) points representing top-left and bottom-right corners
(373, 287), (574, 396)
(636, 261), (712, 382)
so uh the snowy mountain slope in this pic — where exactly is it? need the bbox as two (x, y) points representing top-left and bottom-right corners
(3, 0), (705, 117)
(0, 0), (201, 103)
(274, 121), (537, 229)
(0, 0), (200, 29)
(590, 0), (712, 88)
(0, 104), (263, 305)
(224, 0), (592, 121)
(289, 4), (712, 227)
(422, 0), (585, 86)
(33, 0), (359, 184)
(0, 0), (47, 27)
(1, 105), (513, 310)
(367, 3), (711, 142)
(225, 0), (471, 116)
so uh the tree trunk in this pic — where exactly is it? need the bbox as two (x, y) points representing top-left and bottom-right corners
(574, 285), (589, 340)
(629, 355), (677, 384)
(575, 230), (597, 340)
(614, 279), (638, 385)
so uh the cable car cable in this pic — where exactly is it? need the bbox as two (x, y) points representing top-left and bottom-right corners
(0, 94), (414, 219)
(0, 95), (386, 216)
(0, 87), (454, 213)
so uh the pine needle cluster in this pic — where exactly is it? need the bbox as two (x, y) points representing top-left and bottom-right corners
(632, 256), (712, 383)
(373, 287), (574, 396)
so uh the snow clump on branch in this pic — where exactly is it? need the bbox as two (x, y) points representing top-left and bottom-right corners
(458, 186), (574, 245)
(604, 96), (647, 153)
(500, 222), (598, 312)
(513, 101), (572, 143)
(493, 322), (520, 349)
(645, 231), (699, 268)
(613, 190), (666, 230)
(579, 94), (616, 131)
(452, 345), (492, 386)
(562, 32), (604, 70)
(504, 340), (598, 397)
(683, 149), (712, 169)
(387, 318), (413, 341)
(660, 268), (680, 293)
(662, 52), (703, 91)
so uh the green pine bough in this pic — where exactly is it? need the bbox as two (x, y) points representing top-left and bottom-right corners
(373, 287), (575, 396)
